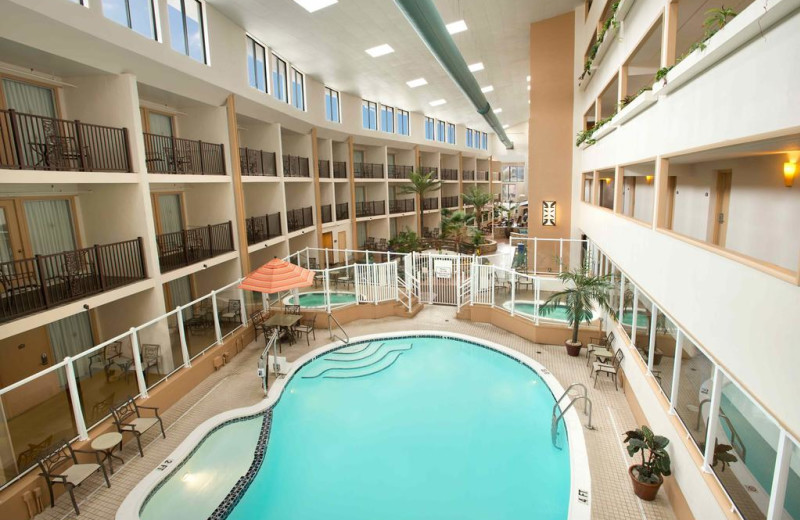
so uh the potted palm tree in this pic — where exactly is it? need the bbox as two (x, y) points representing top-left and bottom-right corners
(440, 209), (474, 253)
(623, 426), (672, 501)
(399, 171), (442, 237)
(540, 259), (616, 356)
(461, 186), (492, 230)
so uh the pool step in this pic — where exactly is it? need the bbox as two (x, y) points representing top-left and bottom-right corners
(333, 342), (378, 355)
(303, 344), (411, 379)
(324, 342), (384, 362)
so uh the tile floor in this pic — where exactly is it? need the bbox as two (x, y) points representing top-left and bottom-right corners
(35, 306), (677, 520)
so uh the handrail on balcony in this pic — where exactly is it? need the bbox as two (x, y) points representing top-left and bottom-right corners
(441, 168), (459, 180)
(143, 132), (225, 175)
(353, 162), (384, 179)
(0, 108), (132, 172)
(355, 200), (386, 218)
(336, 202), (349, 220)
(389, 198), (415, 214)
(246, 212), (282, 245)
(240, 147), (277, 176)
(333, 161), (347, 178)
(287, 206), (314, 232)
(423, 197), (439, 210)
(0, 238), (146, 322)
(388, 164), (413, 179)
(283, 154), (310, 177)
(318, 159), (331, 178)
(321, 204), (333, 224)
(156, 221), (234, 272)
(420, 166), (439, 179)
(462, 170), (475, 180)
(442, 195), (459, 208)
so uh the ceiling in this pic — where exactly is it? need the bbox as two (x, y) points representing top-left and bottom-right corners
(210, 0), (579, 131)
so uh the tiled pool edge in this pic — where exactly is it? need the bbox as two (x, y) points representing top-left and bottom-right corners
(118, 331), (592, 520)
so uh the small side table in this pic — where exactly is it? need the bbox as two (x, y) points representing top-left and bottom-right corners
(92, 432), (124, 474)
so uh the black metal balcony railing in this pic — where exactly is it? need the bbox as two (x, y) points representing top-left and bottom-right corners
(388, 164), (413, 179)
(336, 202), (349, 220)
(353, 162), (384, 179)
(389, 198), (415, 214)
(283, 155), (310, 177)
(333, 161), (347, 178)
(441, 168), (458, 181)
(143, 133), (225, 175)
(287, 206), (314, 232)
(423, 197), (439, 210)
(476, 170), (490, 181)
(240, 147), (276, 176)
(419, 166), (439, 179)
(156, 221), (234, 272)
(0, 238), (146, 323)
(0, 109), (132, 172)
(246, 212), (282, 245)
(442, 195), (459, 208)
(321, 204), (332, 223)
(462, 170), (475, 181)
(355, 200), (385, 218)
(318, 159), (330, 178)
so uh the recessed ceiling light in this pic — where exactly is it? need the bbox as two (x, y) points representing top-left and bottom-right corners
(446, 20), (468, 34)
(493, 108), (502, 114)
(526, 75), (531, 82)
(527, 85), (531, 91)
(429, 99), (447, 107)
(365, 44), (394, 57)
(292, 0), (338, 13)
(480, 85), (494, 93)
(406, 77), (428, 88)
(502, 124), (509, 129)
(468, 62), (484, 72)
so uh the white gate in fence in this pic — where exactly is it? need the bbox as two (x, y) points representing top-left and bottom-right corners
(355, 261), (398, 304)
(412, 252), (473, 306)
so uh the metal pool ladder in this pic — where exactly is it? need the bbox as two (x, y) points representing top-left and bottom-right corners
(551, 383), (594, 449)
(328, 312), (349, 344)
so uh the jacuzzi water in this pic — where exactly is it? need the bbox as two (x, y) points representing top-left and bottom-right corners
(284, 291), (357, 308)
(140, 336), (571, 520)
(504, 301), (593, 323)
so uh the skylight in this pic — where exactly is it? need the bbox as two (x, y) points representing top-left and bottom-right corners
(293, 0), (338, 13)
(446, 20), (468, 34)
(365, 44), (395, 58)
(480, 85), (494, 93)
(429, 99), (447, 107)
(407, 77), (428, 88)
(468, 62), (484, 72)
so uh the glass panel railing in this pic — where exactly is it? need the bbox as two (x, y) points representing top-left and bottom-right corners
(184, 294), (217, 359)
(653, 310), (678, 397)
(216, 288), (243, 340)
(782, 442), (800, 520)
(632, 290), (652, 363)
(136, 314), (183, 392)
(674, 337), (714, 452)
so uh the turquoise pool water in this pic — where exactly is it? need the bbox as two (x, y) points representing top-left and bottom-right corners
(143, 336), (571, 520)
(504, 301), (593, 323)
(286, 291), (357, 307)
(621, 311), (650, 329)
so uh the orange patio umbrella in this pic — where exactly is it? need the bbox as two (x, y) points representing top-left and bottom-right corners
(238, 257), (315, 294)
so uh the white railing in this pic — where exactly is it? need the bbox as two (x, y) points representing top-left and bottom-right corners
(508, 235), (591, 275)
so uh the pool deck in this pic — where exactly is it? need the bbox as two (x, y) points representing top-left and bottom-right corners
(34, 306), (677, 520)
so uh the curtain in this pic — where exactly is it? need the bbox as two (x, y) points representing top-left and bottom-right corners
(48, 312), (94, 383)
(23, 199), (77, 255)
(2, 79), (56, 117)
(148, 113), (173, 137)
(0, 210), (12, 263)
(157, 194), (183, 234)
(168, 277), (193, 319)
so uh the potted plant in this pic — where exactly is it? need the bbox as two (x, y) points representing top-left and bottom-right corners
(623, 426), (672, 501)
(540, 259), (617, 356)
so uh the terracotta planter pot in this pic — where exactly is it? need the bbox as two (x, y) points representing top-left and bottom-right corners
(565, 340), (582, 357)
(628, 465), (663, 501)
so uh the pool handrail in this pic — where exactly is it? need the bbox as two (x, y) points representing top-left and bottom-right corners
(328, 312), (349, 344)
(552, 383), (593, 448)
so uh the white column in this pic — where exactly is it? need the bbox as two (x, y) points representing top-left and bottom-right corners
(176, 306), (191, 368)
(534, 278), (540, 325)
(703, 366), (724, 472)
(324, 270), (332, 314)
(631, 289), (639, 346)
(618, 274), (625, 322)
(64, 357), (88, 440)
(510, 270), (516, 316)
(669, 332), (684, 413)
(490, 266), (496, 308)
(533, 237), (538, 274)
(558, 238), (564, 273)
(427, 253), (433, 304)
(239, 288), (248, 326)
(647, 302), (658, 371)
(130, 328), (149, 399)
(211, 290), (222, 345)
(766, 431), (793, 520)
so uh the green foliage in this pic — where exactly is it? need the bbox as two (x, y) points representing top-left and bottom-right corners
(579, 1), (621, 83)
(540, 259), (617, 343)
(623, 426), (672, 484)
(440, 209), (475, 253)
(461, 186), (492, 229)
(399, 170), (442, 237)
(387, 229), (422, 253)
(575, 113), (615, 148)
(698, 440), (739, 472)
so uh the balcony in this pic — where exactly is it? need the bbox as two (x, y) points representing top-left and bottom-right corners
(321, 204), (332, 223)
(476, 171), (489, 181)
(283, 155), (310, 177)
(143, 133), (225, 175)
(462, 170), (475, 180)
(442, 195), (459, 208)
(0, 109), (131, 172)
(318, 159), (330, 178)
(388, 164), (413, 179)
(423, 197), (439, 210)
(353, 162), (384, 179)
(240, 147), (277, 176)
(246, 212), (282, 245)
(441, 168), (458, 181)
(355, 200), (385, 218)
(333, 161), (347, 178)
(0, 238), (146, 323)
(336, 202), (349, 220)
(287, 206), (314, 232)
(389, 198), (415, 214)
(156, 221), (234, 272)
(420, 166), (439, 178)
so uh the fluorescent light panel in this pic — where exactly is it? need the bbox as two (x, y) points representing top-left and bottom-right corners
(493, 108), (502, 114)
(293, 0), (338, 13)
(446, 20), (468, 34)
(468, 62), (484, 72)
(406, 77), (428, 88)
(526, 75), (531, 82)
(365, 44), (394, 57)
(429, 99), (447, 107)
(480, 85), (494, 93)
(502, 124), (509, 129)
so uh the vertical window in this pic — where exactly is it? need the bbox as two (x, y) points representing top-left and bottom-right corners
(325, 87), (340, 123)
(271, 53), (288, 103)
(466, 129), (473, 148)
(424, 117), (434, 140)
(246, 36), (267, 92)
(380, 105), (394, 133)
(396, 109), (409, 136)
(481, 132), (488, 150)
(290, 68), (305, 110)
(362, 100), (377, 130)
(168, 0), (206, 63)
(102, 0), (157, 39)
(447, 123), (455, 145)
(436, 120), (445, 142)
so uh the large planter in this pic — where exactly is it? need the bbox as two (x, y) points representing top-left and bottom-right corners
(565, 340), (582, 357)
(628, 465), (663, 501)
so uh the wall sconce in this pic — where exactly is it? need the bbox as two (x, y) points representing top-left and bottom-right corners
(542, 201), (556, 226)
(645, 175), (654, 184)
(604, 178), (612, 184)
(784, 162), (797, 187)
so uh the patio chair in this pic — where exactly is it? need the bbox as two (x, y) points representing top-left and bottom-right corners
(294, 314), (317, 346)
(37, 439), (110, 515)
(110, 397), (165, 457)
(0, 266), (40, 313)
(592, 349), (624, 390)
(139, 344), (160, 382)
(90, 393), (116, 422)
(87, 341), (124, 379)
(16, 435), (53, 472)
(586, 331), (615, 366)
(219, 300), (241, 324)
(308, 258), (319, 270)
(251, 309), (266, 340)
(377, 238), (387, 251)
(285, 304), (301, 315)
